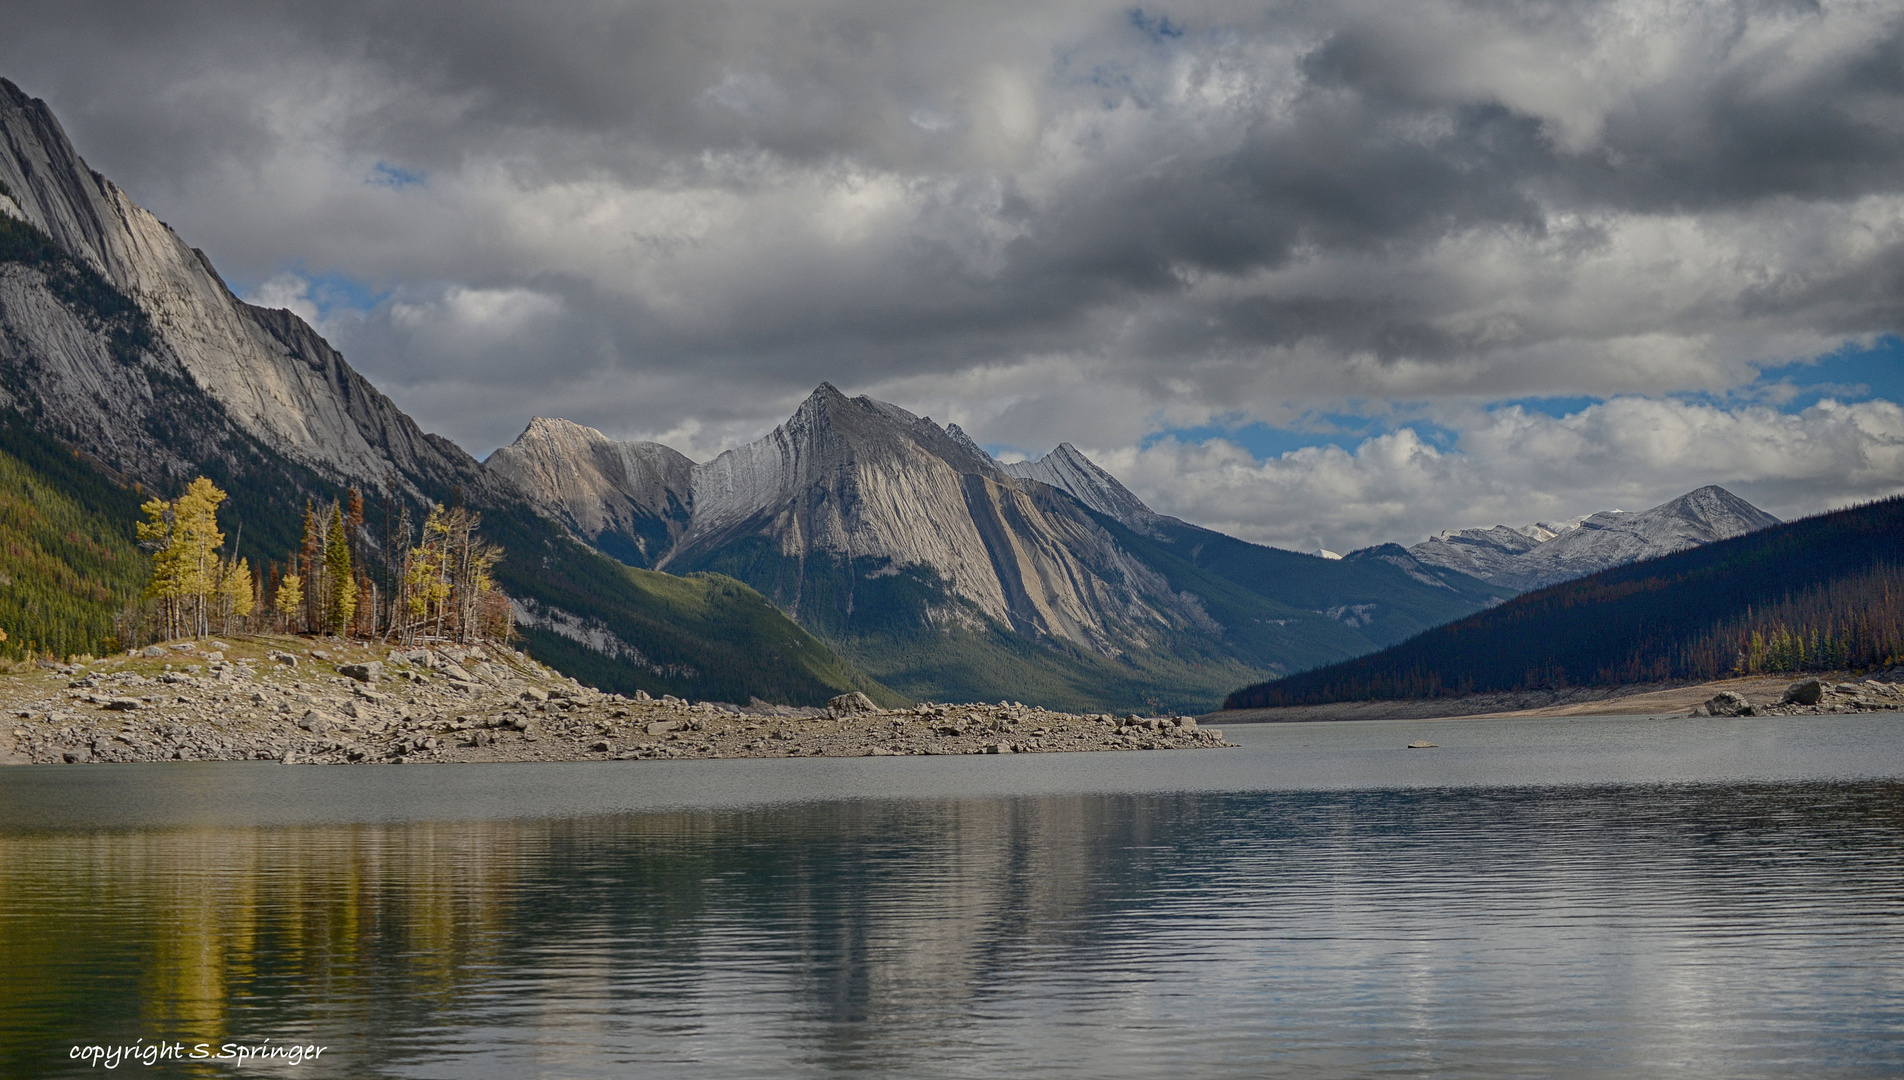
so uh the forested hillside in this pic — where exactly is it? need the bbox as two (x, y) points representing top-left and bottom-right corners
(0, 417), (146, 658)
(1225, 496), (1904, 709)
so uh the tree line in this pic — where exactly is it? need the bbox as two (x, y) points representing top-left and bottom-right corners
(132, 476), (512, 644)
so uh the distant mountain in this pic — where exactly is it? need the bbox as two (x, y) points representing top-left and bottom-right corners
(0, 77), (890, 705)
(1226, 495), (1904, 710)
(1405, 486), (1781, 591)
(494, 386), (1512, 711)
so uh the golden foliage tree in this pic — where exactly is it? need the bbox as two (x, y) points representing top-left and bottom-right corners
(137, 477), (228, 640)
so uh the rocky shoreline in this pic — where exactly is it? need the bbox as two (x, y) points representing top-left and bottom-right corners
(1693, 673), (1904, 718)
(2, 636), (1231, 766)
(1219, 669), (1904, 724)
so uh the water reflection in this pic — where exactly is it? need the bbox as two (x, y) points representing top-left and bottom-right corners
(3, 781), (1902, 1077)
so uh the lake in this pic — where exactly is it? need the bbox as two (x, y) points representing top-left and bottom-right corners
(2, 713), (1901, 1078)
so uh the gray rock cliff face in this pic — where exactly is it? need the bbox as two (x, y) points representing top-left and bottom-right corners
(486, 417), (693, 565)
(999, 442), (1160, 529)
(664, 384), (1212, 651)
(0, 77), (486, 499)
(1405, 485), (1781, 592)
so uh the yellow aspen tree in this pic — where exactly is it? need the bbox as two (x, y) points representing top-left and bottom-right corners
(274, 572), (304, 630)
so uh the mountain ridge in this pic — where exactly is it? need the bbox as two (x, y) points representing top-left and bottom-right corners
(1405, 484), (1780, 591)
(491, 386), (1514, 710)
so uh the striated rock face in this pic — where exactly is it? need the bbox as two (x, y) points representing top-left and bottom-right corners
(667, 384), (1211, 651)
(0, 77), (489, 499)
(487, 417), (693, 565)
(1406, 486), (1781, 592)
(999, 442), (1159, 529)
(490, 385), (1513, 708)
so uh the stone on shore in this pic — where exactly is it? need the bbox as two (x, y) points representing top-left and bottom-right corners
(338, 661), (383, 683)
(828, 692), (879, 718)
(1781, 679), (1824, 706)
(1704, 691), (1753, 717)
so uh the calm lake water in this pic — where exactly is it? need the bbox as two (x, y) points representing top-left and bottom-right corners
(2, 713), (1901, 1078)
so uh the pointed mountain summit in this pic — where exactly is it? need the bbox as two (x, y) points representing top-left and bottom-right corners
(1405, 485), (1781, 591)
(670, 383), (1201, 656)
(487, 417), (693, 567)
(1000, 443), (1158, 528)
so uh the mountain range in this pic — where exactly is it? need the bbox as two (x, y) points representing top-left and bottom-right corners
(0, 76), (1791, 713)
(1405, 486), (1782, 591)
(488, 388), (1513, 711)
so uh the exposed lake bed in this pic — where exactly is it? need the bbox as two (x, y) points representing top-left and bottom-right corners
(3, 713), (1901, 1077)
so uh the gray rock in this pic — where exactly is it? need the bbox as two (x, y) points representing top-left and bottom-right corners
(338, 661), (383, 683)
(520, 687), (549, 703)
(647, 720), (680, 736)
(141, 646), (167, 659)
(1781, 679), (1824, 706)
(298, 710), (336, 734)
(828, 691), (879, 717)
(103, 697), (142, 711)
(269, 651), (299, 667)
(1704, 691), (1752, 717)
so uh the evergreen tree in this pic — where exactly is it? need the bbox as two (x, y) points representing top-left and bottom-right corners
(324, 503), (355, 634)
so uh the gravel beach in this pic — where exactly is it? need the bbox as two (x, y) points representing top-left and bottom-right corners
(2, 636), (1231, 765)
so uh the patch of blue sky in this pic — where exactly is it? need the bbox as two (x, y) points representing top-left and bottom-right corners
(1128, 8), (1186, 40)
(1751, 336), (1903, 408)
(1488, 395), (1602, 419)
(1139, 413), (1461, 461)
(233, 266), (391, 321)
(369, 160), (426, 189)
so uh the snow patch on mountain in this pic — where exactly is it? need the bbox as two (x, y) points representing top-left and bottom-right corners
(1405, 486), (1780, 592)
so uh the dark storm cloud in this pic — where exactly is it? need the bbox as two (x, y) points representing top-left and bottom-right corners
(1, 0), (1901, 502)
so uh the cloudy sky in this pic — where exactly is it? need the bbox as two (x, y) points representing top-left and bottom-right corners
(4, 0), (1901, 552)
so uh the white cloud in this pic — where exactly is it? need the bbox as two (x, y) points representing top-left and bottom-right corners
(1096, 397), (1904, 553)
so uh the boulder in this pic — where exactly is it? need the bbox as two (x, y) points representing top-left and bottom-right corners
(1781, 679), (1824, 707)
(338, 661), (383, 683)
(827, 691), (879, 718)
(647, 721), (680, 736)
(1704, 691), (1752, 717)
(298, 710), (336, 734)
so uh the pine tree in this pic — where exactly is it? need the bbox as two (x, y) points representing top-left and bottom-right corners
(324, 503), (355, 634)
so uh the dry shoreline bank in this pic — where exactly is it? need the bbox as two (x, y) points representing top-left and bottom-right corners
(1216, 669), (1904, 724)
(2, 635), (1231, 766)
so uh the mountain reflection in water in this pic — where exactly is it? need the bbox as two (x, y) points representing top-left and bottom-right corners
(2, 718), (1902, 1078)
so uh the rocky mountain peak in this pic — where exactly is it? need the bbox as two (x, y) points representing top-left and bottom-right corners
(486, 417), (693, 565)
(0, 77), (481, 497)
(1404, 485), (1780, 592)
(1000, 442), (1157, 528)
